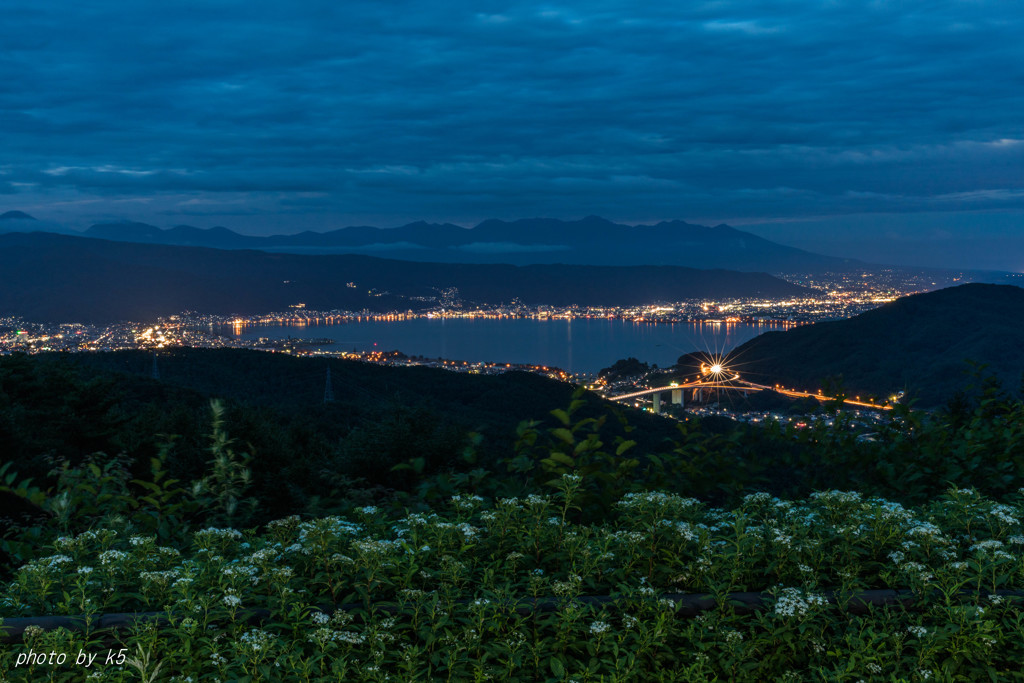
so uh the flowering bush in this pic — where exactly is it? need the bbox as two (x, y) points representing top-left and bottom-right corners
(2, 487), (1024, 681)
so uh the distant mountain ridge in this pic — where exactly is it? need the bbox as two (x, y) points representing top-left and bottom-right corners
(0, 210), (35, 221)
(729, 283), (1024, 407)
(0, 232), (810, 324)
(71, 214), (860, 272)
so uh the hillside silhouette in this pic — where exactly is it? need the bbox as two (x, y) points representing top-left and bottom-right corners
(729, 283), (1024, 407)
(0, 349), (689, 521)
(0, 232), (808, 323)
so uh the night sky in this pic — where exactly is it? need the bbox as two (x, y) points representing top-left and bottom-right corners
(2, 1), (1023, 270)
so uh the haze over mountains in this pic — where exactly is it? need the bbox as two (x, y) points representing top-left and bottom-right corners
(730, 283), (1024, 408)
(1, 211), (860, 273)
(0, 232), (809, 324)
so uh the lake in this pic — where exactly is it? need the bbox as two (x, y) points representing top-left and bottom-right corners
(211, 317), (789, 373)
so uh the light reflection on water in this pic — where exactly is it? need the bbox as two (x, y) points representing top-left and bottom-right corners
(212, 318), (790, 373)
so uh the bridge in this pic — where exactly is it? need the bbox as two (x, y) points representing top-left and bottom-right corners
(605, 372), (890, 413)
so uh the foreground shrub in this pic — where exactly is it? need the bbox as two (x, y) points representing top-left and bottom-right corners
(2, 485), (1024, 681)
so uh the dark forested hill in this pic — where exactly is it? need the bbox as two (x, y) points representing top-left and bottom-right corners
(728, 283), (1024, 407)
(0, 349), (683, 520)
(0, 232), (810, 323)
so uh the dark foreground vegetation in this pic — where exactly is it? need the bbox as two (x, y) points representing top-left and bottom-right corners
(1, 349), (1024, 681)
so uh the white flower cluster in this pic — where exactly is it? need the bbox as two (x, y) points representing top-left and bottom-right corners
(139, 569), (181, 587)
(98, 550), (128, 565)
(609, 530), (648, 545)
(352, 538), (400, 560)
(809, 490), (863, 505)
(39, 554), (74, 568)
(986, 504), (1020, 526)
(771, 528), (794, 548)
(873, 499), (914, 524)
(742, 492), (775, 505)
(451, 494), (485, 511)
(552, 574), (582, 597)
(656, 520), (700, 542)
(898, 562), (934, 582)
(773, 587), (828, 618)
(589, 620), (610, 635)
(237, 628), (272, 653)
(457, 522), (480, 540)
(222, 563), (260, 585)
(618, 491), (701, 514)
(970, 539), (1005, 552)
(906, 522), (949, 542)
(54, 536), (75, 552)
(296, 517), (363, 544)
(308, 628), (366, 646)
(248, 548), (279, 564)
(197, 527), (243, 539)
(266, 515), (301, 530)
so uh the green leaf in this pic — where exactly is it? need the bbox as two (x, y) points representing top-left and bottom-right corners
(615, 440), (637, 456)
(550, 409), (572, 426)
(549, 656), (566, 679)
(545, 452), (575, 468)
(551, 428), (575, 445)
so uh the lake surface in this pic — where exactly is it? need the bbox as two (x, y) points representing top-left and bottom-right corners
(212, 318), (789, 373)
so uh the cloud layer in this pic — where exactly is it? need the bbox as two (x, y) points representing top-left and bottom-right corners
(2, 1), (1023, 267)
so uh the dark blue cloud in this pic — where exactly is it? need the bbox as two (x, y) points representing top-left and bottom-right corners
(1, 1), (1022, 268)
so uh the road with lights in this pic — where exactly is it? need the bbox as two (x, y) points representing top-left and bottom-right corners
(606, 368), (892, 411)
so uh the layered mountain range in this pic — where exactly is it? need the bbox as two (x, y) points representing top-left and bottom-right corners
(1, 211), (860, 273)
(0, 232), (809, 323)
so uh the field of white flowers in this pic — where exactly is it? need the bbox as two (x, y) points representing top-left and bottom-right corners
(3, 482), (1024, 682)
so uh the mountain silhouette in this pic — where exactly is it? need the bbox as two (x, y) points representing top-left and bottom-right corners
(0, 232), (810, 323)
(0, 210), (35, 221)
(76, 216), (861, 272)
(729, 283), (1024, 407)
